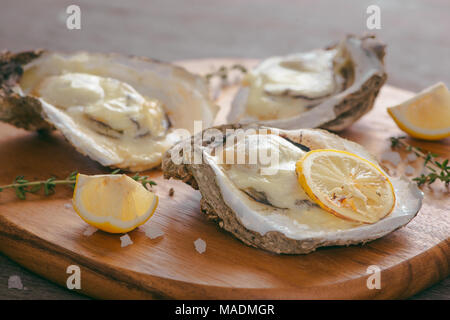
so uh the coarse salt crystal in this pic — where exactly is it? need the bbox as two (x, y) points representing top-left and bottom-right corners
(404, 165), (415, 176)
(380, 151), (402, 166)
(406, 153), (418, 162)
(421, 167), (431, 175)
(429, 180), (445, 195)
(8, 275), (23, 290)
(145, 225), (165, 239)
(83, 225), (98, 237)
(120, 234), (133, 248)
(64, 203), (72, 209)
(194, 238), (206, 254)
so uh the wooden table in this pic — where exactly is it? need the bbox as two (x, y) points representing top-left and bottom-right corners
(0, 0), (448, 300)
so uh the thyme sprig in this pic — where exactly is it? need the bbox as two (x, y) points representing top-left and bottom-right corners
(0, 171), (78, 200)
(390, 136), (449, 187)
(0, 170), (157, 200)
(205, 64), (247, 83)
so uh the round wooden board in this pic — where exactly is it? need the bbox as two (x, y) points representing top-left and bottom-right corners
(0, 59), (448, 300)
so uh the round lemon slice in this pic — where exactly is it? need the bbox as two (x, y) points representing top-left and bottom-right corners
(73, 174), (158, 233)
(296, 149), (395, 224)
(387, 82), (450, 140)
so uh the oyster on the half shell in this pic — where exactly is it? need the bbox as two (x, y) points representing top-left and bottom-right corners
(162, 124), (422, 254)
(228, 35), (387, 131)
(0, 51), (218, 171)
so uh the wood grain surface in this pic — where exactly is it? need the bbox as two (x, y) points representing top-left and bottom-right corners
(0, 59), (448, 300)
(1, 0), (449, 301)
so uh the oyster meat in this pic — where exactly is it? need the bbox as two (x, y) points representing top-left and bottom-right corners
(163, 124), (423, 254)
(228, 35), (387, 131)
(0, 51), (218, 171)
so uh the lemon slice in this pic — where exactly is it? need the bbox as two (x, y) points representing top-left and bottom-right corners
(387, 82), (450, 140)
(73, 174), (158, 233)
(296, 149), (395, 224)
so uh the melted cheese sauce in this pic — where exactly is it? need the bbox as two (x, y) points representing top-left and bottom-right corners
(36, 72), (167, 139)
(243, 49), (340, 121)
(28, 70), (172, 169)
(215, 134), (361, 231)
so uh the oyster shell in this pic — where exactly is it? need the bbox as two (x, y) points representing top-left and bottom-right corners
(0, 50), (218, 171)
(228, 35), (387, 131)
(162, 124), (422, 254)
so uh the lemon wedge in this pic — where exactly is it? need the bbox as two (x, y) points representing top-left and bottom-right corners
(296, 149), (395, 224)
(387, 82), (450, 140)
(73, 174), (158, 233)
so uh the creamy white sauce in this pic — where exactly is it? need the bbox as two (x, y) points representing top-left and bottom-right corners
(36, 72), (167, 139)
(21, 59), (175, 170)
(242, 49), (341, 121)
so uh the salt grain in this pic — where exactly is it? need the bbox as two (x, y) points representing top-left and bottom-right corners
(83, 225), (98, 237)
(8, 275), (23, 290)
(145, 225), (165, 239)
(64, 203), (72, 209)
(120, 234), (133, 247)
(194, 238), (206, 254)
(406, 152), (418, 162)
(404, 165), (415, 176)
(429, 180), (445, 195)
(421, 167), (431, 175)
(380, 151), (402, 166)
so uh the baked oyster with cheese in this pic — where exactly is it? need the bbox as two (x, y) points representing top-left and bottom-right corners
(0, 50), (217, 171)
(163, 124), (422, 254)
(228, 35), (387, 131)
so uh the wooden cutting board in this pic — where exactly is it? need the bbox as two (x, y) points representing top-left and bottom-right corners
(0, 59), (448, 300)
